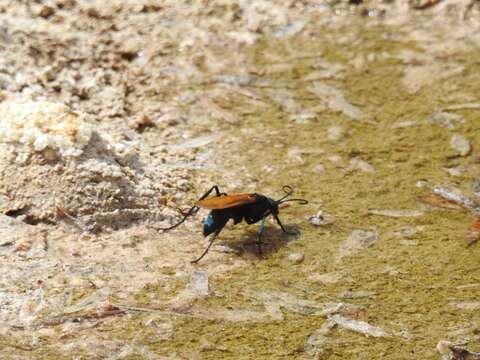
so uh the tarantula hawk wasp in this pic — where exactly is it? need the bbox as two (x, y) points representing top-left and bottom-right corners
(159, 185), (308, 263)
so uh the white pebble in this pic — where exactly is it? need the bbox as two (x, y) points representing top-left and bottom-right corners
(450, 134), (471, 156)
(287, 252), (304, 264)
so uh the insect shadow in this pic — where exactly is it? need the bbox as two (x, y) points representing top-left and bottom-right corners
(224, 223), (302, 258)
(159, 185), (308, 263)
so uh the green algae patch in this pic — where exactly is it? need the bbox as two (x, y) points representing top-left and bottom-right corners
(144, 26), (480, 358)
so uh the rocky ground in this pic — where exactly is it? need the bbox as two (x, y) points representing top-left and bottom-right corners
(0, 0), (480, 359)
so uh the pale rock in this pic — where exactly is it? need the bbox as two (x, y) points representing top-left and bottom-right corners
(346, 158), (375, 173)
(287, 252), (304, 264)
(327, 126), (344, 141)
(450, 134), (471, 156)
(328, 314), (390, 338)
(313, 164), (325, 174)
(337, 229), (378, 262)
(310, 82), (365, 121)
(309, 271), (344, 285)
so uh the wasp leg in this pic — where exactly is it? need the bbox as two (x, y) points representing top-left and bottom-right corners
(158, 206), (199, 231)
(159, 185), (227, 231)
(175, 206), (193, 216)
(272, 213), (299, 236)
(198, 185), (227, 200)
(191, 229), (221, 264)
(256, 216), (267, 257)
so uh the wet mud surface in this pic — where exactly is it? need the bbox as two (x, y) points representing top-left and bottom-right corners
(0, 1), (480, 359)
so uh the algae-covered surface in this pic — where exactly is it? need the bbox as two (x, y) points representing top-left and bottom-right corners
(1, 1), (480, 359)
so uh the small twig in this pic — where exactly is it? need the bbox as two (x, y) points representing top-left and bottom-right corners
(113, 303), (200, 319)
(410, 0), (442, 10)
(36, 305), (126, 328)
(56, 206), (85, 232)
(3, 343), (34, 351)
(39, 229), (48, 251)
(114, 304), (166, 313)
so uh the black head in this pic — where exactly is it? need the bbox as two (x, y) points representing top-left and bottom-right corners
(275, 185), (308, 206)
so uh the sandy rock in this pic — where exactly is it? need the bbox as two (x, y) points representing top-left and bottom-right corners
(0, 100), (93, 157)
(0, 101), (170, 225)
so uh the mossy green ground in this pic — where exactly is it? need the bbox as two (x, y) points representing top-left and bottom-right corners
(165, 28), (480, 359)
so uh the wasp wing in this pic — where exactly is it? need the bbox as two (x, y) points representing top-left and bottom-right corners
(196, 194), (257, 210)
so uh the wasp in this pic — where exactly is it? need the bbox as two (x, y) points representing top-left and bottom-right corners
(160, 185), (308, 263)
